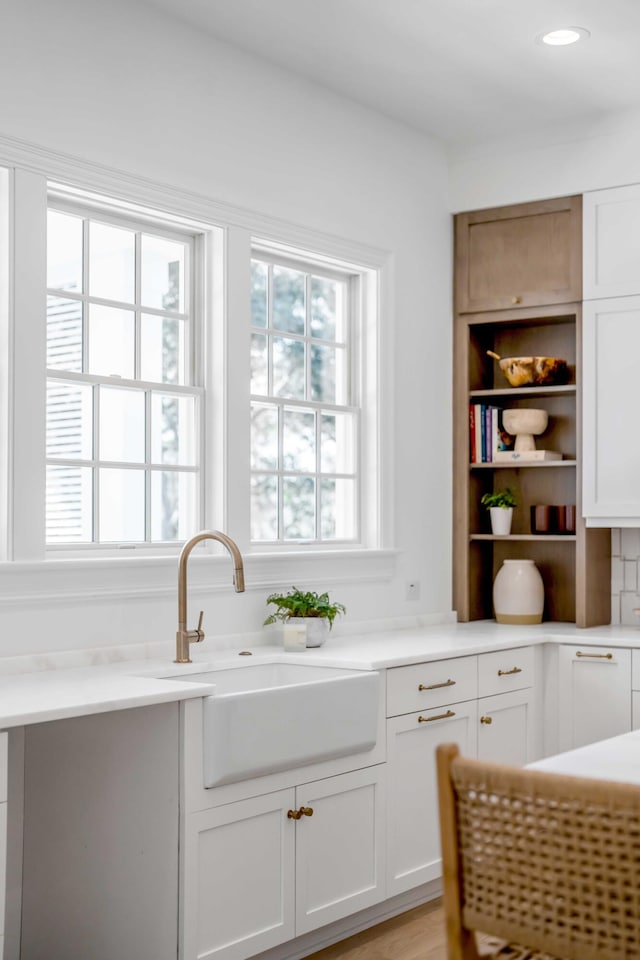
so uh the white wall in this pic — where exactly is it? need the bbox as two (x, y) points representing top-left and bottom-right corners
(449, 108), (640, 212)
(0, 0), (453, 659)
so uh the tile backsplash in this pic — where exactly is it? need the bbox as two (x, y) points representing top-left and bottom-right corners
(611, 530), (640, 625)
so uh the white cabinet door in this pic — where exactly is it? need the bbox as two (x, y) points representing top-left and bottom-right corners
(558, 646), (631, 752)
(295, 766), (386, 936)
(386, 700), (478, 897)
(633, 691), (640, 731)
(583, 296), (640, 524)
(477, 688), (535, 766)
(182, 788), (296, 960)
(584, 185), (640, 300)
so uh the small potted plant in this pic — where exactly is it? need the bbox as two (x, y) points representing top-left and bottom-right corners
(481, 487), (517, 536)
(264, 587), (346, 647)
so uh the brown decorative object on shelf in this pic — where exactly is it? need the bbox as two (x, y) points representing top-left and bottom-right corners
(487, 351), (570, 388)
(453, 194), (610, 626)
(530, 505), (552, 534)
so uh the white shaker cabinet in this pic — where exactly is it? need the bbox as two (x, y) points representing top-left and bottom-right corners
(582, 296), (640, 524)
(0, 731), (6, 957)
(583, 185), (640, 300)
(477, 688), (535, 766)
(181, 766), (386, 960)
(557, 645), (631, 752)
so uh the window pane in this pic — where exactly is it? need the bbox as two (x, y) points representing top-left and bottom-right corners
(321, 478), (356, 540)
(283, 476), (315, 540)
(311, 276), (339, 341)
(47, 297), (83, 372)
(99, 468), (145, 541)
(251, 403), (278, 470)
(89, 221), (135, 303)
(251, 333), (268, 395)
(283, 408), (315, 472)
(151, 393), (196, 465)
(47, 381), (93, 460)
(141, 314), (185, 384)
(251, 474), (278, 540)
(88, 305), (135, 378)
(321, 413), (355, 473)
(141, 234), (185, 312)
(99, 386), (145, 463)
(273, 337), (305, 399)
(46, 465), (93, 543)
(311, 343), (340, 403)
(272, 265), (305, 334)
(47, 210), (83, 293)
(151, 471), (196, 541)
(251, 260), (268, 328)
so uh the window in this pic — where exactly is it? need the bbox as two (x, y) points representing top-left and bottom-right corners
(250, 251), (360, 544)
(45, 202), (201, 546)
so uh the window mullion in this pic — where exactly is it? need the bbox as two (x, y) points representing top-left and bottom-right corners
(93, 383), (100, 543)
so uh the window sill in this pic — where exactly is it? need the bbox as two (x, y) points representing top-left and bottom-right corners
(0, 549), (398, 607)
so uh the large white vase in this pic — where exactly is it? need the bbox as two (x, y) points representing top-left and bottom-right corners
(493, 559), (544, 624)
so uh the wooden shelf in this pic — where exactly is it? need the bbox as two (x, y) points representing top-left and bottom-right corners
(470, 461), (577, 469)
(469, 385), (577, 400)
(470, 534), (577, 542)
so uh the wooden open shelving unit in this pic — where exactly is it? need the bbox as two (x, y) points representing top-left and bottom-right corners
(453, 198), (610, 626)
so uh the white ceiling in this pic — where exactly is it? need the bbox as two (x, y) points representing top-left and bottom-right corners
(140, 0), (640, 149)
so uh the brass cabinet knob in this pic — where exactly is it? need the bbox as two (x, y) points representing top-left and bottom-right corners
(480, 715), (493, 725)
(287, 809), (302, 820)
(512, 296), (522, 304)
(288, 806), (314, 820)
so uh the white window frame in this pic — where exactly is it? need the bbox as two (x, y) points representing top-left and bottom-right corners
(249, 245), (362, 547)
(0, 137), (396, 605)
(45, 197), (203, 552)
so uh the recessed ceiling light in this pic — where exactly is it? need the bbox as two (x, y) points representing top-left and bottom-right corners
(537, 26), (590, 46)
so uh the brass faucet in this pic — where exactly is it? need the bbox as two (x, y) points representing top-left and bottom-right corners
(176, 530), (245, 663)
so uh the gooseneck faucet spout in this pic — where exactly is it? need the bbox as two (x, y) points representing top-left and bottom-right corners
(176, 530), (245, 663)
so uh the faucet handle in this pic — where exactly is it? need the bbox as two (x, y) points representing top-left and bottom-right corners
(196, 610), (205, 642)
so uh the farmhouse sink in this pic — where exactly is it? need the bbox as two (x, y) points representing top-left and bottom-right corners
(179, 662), (380, 787)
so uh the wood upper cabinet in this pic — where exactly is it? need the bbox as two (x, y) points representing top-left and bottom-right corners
(455, 196), (582, 313)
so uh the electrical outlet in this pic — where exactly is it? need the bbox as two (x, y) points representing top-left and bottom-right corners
(406, 580), (421, 601)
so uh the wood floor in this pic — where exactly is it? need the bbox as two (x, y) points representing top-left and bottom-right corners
(304, 900), (448, 960)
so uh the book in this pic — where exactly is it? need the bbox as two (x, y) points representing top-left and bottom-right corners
(496, 409), (515, 453)
(469, 404), (476, 463)
(474, 403), (483, 464)
(494, 449), (562, 462)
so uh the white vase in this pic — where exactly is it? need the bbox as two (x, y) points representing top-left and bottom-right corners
(489, 506), (513, 535)
(286, 617), (330, 648)
(493, 559), (544, 624)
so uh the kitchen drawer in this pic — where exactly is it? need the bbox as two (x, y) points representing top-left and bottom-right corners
(0, 732), (6, 803)
(386, 656), (477, 717)
(478, 647), (534, 698)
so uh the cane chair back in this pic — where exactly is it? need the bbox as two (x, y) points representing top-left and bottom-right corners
(436, 742), (640, 960)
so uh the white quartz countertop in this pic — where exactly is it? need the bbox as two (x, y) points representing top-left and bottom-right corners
(530, 729), (640, 786)
(2, 618), (640, 730)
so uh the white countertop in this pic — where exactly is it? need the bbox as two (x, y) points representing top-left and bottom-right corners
(1, 618), (640, 730)
(530, 729), (640, 785)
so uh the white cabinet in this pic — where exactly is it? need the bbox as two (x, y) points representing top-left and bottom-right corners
(583, 185), (640, 300)
(181, 767), (386, 960)
(558, 645), (631, 751)
(583, 295), (640, 524)
(386, 700), (478, 896)
(295, 766), (385, 935)
(0, 730), (6, 952)
(477, 689), (535, 766)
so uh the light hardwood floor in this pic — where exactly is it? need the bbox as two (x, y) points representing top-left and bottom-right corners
(304, 900), (448, 960)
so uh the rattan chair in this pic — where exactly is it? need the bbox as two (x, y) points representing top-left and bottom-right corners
(436, 742), (640, 960)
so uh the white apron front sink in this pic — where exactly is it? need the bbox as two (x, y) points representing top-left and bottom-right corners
(180, 662), (380, 787)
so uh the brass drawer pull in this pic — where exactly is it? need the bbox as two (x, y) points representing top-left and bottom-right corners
(418, 710), (455, 723)
(512, 296), (522, 304)
(576, 651), (613, 660)
(418, 679), (456, 691)
(498, 667), (522, 676)
(287, 806), (314, 820)
(480, 716), (493, 725)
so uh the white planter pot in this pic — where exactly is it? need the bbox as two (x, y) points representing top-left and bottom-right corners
(489, 506), (513, 535)
(493, 559), (544, 625)
(286, 617), (330, 648)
